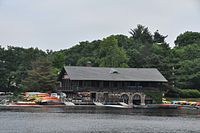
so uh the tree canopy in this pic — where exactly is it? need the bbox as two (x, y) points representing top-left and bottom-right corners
(22, 58), (57, 92)
(1, 25), (200, 96)
(174, 31), (200, 47)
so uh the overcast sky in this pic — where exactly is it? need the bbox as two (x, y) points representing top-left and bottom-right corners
(0, 0), (199, 51)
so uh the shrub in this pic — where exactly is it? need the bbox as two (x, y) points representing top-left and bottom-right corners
(144, 91), (163, 103)
(165, 88), (200, 98)
(164, 88), (180, 98)
(179, 89), (200, 98)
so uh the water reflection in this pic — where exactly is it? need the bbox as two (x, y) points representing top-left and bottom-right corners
(0, 106), (199, 133)
(1, 106), (199, 116)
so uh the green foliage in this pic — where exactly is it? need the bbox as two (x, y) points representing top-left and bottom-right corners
(127, 49), (141, 67)
(165, 88), (200, 98)
(0, 46), (46, 92)
(129, 24), (153, 44)
(10, 93), (25, 102)
(153, 30), (168, 44)
(113, 35), (131, 50)
(164, 87), (180, 98)
(1, 25), (200, 98)
(48, 51), (65, 69)
(77, 57), (96, 66)
(144, 91), (163, 103)
(172, 42), (200, 89)
(21, 57), (57, 92)
(179, 89), (200, 98)
(98, 36), (128, 67)
(175, 31), (200, 47)
(175, 58), (200, 89)
(173, 44), (200, 60)
(0, 47), (7, 91)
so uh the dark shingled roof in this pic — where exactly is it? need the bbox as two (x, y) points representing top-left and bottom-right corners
(63, 66), (167, 82)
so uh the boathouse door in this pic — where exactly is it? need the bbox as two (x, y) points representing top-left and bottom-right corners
(91, 93), (96, 101)
(103, 93), (108, 102)
(121, 94), (129, 104)
(132, 94), (141, 105)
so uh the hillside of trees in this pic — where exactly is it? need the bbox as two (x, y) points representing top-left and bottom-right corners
(1, 25), (200, 97)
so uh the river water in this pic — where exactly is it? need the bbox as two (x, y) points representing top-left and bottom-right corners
(0, 106), (199, 133)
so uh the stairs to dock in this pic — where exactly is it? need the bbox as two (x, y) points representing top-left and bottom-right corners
(64, 102), (75, 106)
(94, 102), (130, 108)
(93, 102), (104, 106)
(119, 102), (129, 107)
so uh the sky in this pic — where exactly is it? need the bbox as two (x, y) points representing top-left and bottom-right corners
(0, 0), (199, 51)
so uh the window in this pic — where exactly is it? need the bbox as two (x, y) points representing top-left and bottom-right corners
(91, 81), (99, 87)
(85, 81), (92, 87)
(113, 82), (118, 87)
(103, 81), (109, 87)
(79, 81), (83, 87)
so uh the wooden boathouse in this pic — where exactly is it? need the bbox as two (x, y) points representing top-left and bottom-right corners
(58, 66), (167, 105)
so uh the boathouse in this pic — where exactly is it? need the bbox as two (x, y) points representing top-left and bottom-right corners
(58, 66), (167, 105)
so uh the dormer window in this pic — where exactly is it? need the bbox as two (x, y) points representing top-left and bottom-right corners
(109, 68), (119, 74)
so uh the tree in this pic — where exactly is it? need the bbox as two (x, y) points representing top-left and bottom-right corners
(175, 59), (200, 89)
(48, 50), (65, 71)
(175, 31), (200, 47)
(172, 43), (200, 89)
(98, 36), (128, 67)
(22, 58), (57, 92)
(129, 25), (155, 66)
(0, 47), (8, 91)
(112, 35), (131, 50)
(1, 46), (46, 92)
(77, 57), (97, 66)
(129, 24), (153, 44)
(127, 49), (141, 67)
(4, 24), (200, 94)
(153, 30), (168, 43)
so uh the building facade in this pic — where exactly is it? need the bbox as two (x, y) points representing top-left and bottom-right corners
(58, 66), (167, 105)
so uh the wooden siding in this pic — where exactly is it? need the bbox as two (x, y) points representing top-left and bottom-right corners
(60, 80), (162, 92)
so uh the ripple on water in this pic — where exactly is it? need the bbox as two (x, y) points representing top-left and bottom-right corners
(0, 106), (199, 133)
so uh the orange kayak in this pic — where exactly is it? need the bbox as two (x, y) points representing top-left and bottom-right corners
(41, 96), (59, 100)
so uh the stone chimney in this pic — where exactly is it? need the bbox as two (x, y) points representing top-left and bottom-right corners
(86, 61), (92, 67)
